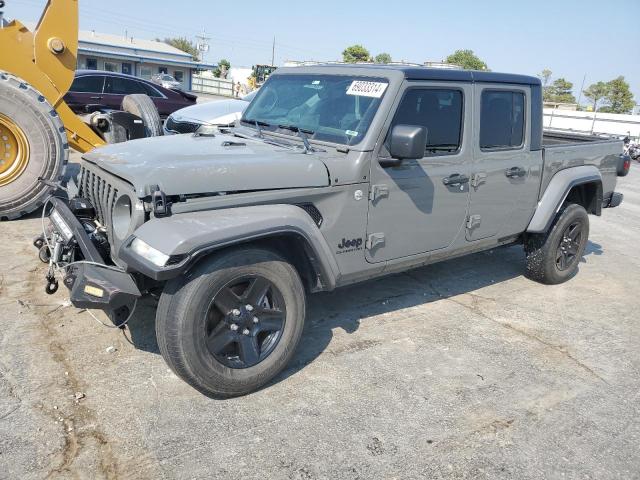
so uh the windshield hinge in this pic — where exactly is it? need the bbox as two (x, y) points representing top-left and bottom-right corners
(366, 232), (385, 251)
(466, 215), (481, 229)
(369, 184), (389, 203)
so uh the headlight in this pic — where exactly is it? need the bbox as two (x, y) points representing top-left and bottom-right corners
(130, 238), (169, 267)
(113, 195), (132, 240)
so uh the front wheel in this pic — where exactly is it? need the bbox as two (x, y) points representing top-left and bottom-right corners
(156, 247), (305, 398)
(525, 203), (589, 284)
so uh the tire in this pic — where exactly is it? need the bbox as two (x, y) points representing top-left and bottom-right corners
(156, 247), (306, 398)
(0, 72), (68, 220)
(525, 203), (589, 284)
(121, 94), (162, 137)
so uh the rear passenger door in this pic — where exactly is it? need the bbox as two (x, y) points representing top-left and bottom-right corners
(102, 76), (150, 110)
(366, 83), (472, 263)
(467, 85), (542, 241)
(64, 75), (105, 112)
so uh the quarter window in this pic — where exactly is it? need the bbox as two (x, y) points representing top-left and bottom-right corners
(389, 88), (463, 154)
(480, 90), (525, 149)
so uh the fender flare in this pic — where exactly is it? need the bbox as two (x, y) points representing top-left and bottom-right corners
(526, 165), (602, 233)
(119, 204), (340, 289)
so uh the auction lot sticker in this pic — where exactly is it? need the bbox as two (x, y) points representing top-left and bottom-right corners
(346, 81), (388, 98)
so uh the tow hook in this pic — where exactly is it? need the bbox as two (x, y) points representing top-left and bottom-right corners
(45, 273), (59, 295)
(44, 234), (63, 295)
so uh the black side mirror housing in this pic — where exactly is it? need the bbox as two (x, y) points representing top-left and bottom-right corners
(381, 125), (427, 167)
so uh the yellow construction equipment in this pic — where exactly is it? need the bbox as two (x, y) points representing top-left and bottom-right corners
(0, 0), (147, 219)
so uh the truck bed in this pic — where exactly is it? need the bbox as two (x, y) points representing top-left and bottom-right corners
(540, 130), (622, 199)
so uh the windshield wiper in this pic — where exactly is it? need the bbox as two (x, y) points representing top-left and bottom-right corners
(242, 118), (270, 138)
(277, 124), (322, 153)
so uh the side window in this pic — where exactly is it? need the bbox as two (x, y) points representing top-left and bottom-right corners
(69, 76), (104, 93)
(480, 90), (525, 150)
(388, 88), (463, 155)
(141, 82), (163, 98)
(104, 77), (147, 95)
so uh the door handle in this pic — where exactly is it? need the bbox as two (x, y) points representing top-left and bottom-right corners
(89, 96), (102, 100)
(505, 166), (526, 178)
(442, 173), (470, 186)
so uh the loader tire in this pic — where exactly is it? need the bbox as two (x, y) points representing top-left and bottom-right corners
(0, 72), (68, 221)
(121, 94), (162, 137)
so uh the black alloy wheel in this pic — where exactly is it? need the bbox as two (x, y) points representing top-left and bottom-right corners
(555, 220), (583, 271)
(205, 275), (286, 369)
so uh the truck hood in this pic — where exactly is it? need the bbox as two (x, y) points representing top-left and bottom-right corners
(82, 133), (330, 197)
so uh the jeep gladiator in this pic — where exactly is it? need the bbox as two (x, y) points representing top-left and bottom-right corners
(38, 65), (623, 397)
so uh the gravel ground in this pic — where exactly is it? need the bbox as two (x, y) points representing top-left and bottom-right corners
(0, 157), (638, 480)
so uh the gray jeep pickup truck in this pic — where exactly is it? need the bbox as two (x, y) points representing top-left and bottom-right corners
(39, 65), (623, 397)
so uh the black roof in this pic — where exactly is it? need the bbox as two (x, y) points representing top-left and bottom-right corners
(279, 64), (541, 86)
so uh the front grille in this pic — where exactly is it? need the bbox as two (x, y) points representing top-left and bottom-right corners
(78, 165), (118, 226)
(165, 116), (201, 134)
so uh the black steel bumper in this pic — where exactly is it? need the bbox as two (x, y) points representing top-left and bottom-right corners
(47, 198), (141, 315)
(604, 192), (623, 208)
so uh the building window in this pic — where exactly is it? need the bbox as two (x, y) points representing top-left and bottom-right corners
(140, 67), (152, 79)
(173, 71), (184, 83)
(86, 58), (98, 70)
(104, 62), (118, 72)
(121, 63), (132, 75)
(158, 67), (168, 74)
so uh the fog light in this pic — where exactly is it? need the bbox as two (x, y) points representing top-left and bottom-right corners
(130, 238), (169, 267)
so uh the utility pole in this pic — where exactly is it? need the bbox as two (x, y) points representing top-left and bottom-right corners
(195, 29), (211, 63)
(271, 36), (275, 66)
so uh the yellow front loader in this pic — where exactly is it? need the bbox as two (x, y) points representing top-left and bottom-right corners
(0, 0), (151, 220)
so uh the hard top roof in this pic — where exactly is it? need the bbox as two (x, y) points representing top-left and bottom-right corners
(274, 64), (541, 86)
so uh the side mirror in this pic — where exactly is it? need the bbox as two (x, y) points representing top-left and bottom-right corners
(381, 125), (427, 167)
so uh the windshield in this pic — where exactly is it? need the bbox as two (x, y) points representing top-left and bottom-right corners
(241, 74), (388, 146)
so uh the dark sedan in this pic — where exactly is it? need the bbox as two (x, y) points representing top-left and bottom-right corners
(64, 70), (197, 118)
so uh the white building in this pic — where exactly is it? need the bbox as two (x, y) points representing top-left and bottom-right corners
(76, 30), (216, 91)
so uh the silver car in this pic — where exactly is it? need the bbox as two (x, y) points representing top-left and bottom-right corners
(163, 90), (258, 135)
(152, 73), (182, 90)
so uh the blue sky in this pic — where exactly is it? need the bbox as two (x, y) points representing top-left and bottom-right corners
(7, 0), (640, 103)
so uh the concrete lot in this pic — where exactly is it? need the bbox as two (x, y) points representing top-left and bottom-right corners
(0, 157), (638, 479)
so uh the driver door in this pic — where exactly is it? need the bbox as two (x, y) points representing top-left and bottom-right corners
(365, 83), (472, 263)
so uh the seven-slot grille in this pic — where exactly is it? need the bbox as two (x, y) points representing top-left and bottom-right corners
(78, 165), (118, 227)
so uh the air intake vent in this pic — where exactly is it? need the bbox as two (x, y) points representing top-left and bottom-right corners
(297, 203), (323, 227)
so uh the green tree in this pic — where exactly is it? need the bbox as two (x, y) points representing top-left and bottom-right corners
(444, 49), (488, 70)
(582, 81), (609, 112)
(342, 45), (371, 63)
(540, 68), (552, 86)
(159, 37), (199, 60)
(546, 78), (576, 104)
(374, 52), (392, 64)
(213, 59), (231, 79)
(602, 76), (635, 114)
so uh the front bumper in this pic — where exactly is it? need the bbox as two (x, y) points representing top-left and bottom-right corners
(44, 198), (141, 318)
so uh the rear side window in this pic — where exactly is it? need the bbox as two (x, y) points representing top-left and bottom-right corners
(389, 88), (463, 154)
(480, 90), (525, 149)
(141, 82), (163, 98)
(104, 77), (148, 95)
(69, 76), (104, 93)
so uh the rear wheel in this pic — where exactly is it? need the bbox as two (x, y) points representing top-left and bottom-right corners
(525, 203), (589, 284)
(156, 247), (306, 398)
(121, 94), (162, 137)
(0, 72), (68, 220)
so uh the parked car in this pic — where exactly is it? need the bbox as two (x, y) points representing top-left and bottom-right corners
(163, 90), (258, 135)
(64, 70), (196, 119)
(152, 73), (182, 90)
(40, 65), (623, 398)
